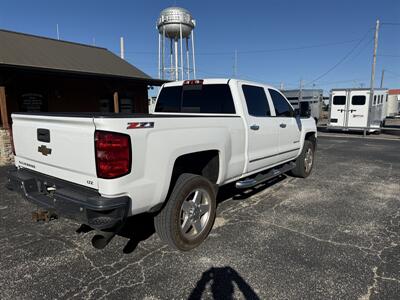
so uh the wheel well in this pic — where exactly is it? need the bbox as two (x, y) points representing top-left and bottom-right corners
(305, 132), (317, 146)
(171, 150), (220, 185)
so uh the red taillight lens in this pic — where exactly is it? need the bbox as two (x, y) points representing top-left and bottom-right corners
(95, 131), (131, 179)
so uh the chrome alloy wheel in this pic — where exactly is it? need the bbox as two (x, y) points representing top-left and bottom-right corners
(304, 147), (313, 173)
(179, 188), (212, 239)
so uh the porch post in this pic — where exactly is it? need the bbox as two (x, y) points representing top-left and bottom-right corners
(0, 86), (9, 129)
(113, 91), (119, 113)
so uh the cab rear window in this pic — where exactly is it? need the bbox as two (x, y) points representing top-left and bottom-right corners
(155, 84), (236, 114)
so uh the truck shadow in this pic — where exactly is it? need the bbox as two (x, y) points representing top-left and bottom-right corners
(112, 175), (288, 254)
(188, 266), (260, 300)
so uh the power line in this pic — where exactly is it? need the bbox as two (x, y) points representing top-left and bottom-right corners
(378, 54), (400, 58)
(381, 22), (400, 26)
(111, 37), (367, 56)
(386, 69), (400, 78)
(235, 39), (363, 54)
(304, 29), (374, 87)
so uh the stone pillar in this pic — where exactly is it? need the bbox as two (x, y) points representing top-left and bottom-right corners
(0, 128), (13, 166)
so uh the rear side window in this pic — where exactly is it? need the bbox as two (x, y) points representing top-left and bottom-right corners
(333, 96), (346, 105)
(155, 84), (236, 114)
(269, 89), (294, 117)
(352, 95), (366, 105)
(242, 85), (271, 117)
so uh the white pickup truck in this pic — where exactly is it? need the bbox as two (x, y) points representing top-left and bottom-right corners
(8, 79), (317, 251)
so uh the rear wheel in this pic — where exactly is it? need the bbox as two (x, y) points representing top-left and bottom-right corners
(290, 140), (315, 178)
(154, 173), (216, 251)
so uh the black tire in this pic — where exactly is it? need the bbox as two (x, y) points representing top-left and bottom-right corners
(289, 140), (315, 178)
(154, 173), (217, 251)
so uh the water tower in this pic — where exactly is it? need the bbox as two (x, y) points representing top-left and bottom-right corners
(157, 7), (196, 81)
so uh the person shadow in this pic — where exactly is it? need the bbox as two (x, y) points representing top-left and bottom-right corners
(188, 266), (260, 300)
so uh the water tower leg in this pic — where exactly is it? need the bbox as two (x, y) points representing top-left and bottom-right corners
(158, 33), (161, 79)
(180, 23), (184, 80)
(174, 39), (178, 81)
(162, 27), (165, 79)
(170, 38), (173, 80)
(191, 30), (196, 79)
(186, 38), (190, 79)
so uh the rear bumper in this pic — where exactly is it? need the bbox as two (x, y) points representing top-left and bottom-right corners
(7, 168), (130, 230)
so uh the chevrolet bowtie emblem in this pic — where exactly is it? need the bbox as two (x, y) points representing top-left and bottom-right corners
(38, 145), (52, 156)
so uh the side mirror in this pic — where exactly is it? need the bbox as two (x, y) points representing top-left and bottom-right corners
(299, 101), (311, 118)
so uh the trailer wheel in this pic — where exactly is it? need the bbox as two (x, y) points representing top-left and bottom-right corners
(154, 173), (216, 251)
(290, 140), (315, 178)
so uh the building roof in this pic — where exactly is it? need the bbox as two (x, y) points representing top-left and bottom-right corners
(388, 89), (400, 95)
(0, 29), (164, 84)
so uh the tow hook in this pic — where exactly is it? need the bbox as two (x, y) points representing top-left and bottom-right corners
(32, 209), (58, 222)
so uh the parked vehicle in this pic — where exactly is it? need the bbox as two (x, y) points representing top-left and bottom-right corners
(385, 89), (400, 118)
(328, 88), (388, 132)
(281, 89), (322, 124)
(7, 79), (317, 251)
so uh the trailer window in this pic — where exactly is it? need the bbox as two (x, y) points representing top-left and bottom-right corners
(374, 95), (377, 105)
(242, 85), (271, 117)
(155, 84), (236, 114)
(352, 95), (366, 105)
(333, 96), (346, 105)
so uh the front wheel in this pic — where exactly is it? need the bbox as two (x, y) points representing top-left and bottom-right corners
(154, 173), (216, 251)
(290, 140), (315, 178)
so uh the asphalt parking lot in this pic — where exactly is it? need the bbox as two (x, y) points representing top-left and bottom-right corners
(0, 135), (399, 299)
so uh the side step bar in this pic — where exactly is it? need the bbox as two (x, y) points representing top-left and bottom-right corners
(235, 162), (296, 189)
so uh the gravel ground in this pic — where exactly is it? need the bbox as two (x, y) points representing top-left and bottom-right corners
(0, 135), (399, 299)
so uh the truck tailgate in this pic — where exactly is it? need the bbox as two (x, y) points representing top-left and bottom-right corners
(12, 114), (98, 189)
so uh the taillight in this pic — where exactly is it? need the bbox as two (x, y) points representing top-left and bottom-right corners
(9, 127), (15, 155)
(95, 131), (131, 179)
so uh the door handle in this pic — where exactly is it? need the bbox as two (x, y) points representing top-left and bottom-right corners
(280, 123), (287, 128)
(250, 124), (259, 130)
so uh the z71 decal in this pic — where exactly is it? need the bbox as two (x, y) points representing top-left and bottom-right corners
(127, 122), (154, 129)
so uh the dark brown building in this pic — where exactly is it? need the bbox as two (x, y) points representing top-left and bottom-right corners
(0, 29), (165, 128)
(0, 29), (165, 164)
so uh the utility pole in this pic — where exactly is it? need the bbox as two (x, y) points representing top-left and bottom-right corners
(120, 37), (125, 59)
(56, 24), (60, 40)
(367, 19), (380, 130)
(380, 69), (385, 88)
(299, 79), (304, 103)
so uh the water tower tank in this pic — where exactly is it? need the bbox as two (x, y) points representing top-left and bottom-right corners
(157, 7), (195, 39)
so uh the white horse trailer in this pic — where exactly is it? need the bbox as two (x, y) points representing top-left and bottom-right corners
(282, 89), (322, 123)
(328, 88), (388, 132)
